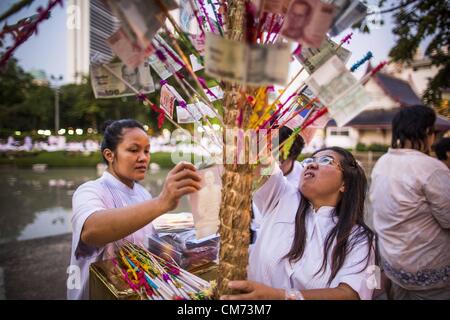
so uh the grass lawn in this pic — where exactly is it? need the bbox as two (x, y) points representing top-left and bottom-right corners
(0, 151), (176, 168)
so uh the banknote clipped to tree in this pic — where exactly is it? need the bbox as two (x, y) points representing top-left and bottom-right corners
(86, 0), (387, 299)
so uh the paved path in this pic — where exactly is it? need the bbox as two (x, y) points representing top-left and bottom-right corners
(0, 232), (388, 300)
(0, 233), (71, 300)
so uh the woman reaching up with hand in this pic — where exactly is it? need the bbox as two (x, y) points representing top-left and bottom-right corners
(68, 119), (202, 300)
(222, 147), (377, 300)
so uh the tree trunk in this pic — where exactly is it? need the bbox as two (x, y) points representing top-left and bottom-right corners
(216, 0), (253, 297)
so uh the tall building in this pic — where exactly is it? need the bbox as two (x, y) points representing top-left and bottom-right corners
(66, 0), (90, 84)
(66, 0), (191, 84)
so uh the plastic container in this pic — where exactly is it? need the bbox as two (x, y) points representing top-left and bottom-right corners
(147, 230), (219, 270)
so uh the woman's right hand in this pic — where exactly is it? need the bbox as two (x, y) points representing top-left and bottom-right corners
(157, 161), (202, 212)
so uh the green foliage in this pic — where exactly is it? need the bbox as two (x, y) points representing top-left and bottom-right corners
(0, 58), (168, 135)
(0, 30), (218, 136)
(0, 150), (102, 167)
(0, 151), (176, 168)
(389, 0), (449, 107)
(149, 152), (181, 168)
(0, 0), (34, 23)
(356, 143), (367, 152)
(356, 143), (388, 152)
(0, 57), (45, 131)
(358, 0), (450, 112)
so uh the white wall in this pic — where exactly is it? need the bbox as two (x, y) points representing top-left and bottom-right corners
(325, 127), (359, 149)
(324, 127), (392, 149)
(358, 129), (391, 146)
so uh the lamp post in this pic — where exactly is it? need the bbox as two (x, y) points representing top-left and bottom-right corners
(50, 75), (63, 134)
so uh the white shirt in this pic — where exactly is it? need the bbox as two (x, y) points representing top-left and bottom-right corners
(249, 166), (375, 300)
(370, 148), (450, 290)
(252, 160), (303, 229)
(67, 171), (156, 300)
(285, 160), (303, 188)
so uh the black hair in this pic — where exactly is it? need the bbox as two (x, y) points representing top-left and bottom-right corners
(278, 126), (305, 160)
(433, 137), (450, 160)
(100, 119), (146, 164)
(285, 146), (376, 285)
(391, 105), (436, 151)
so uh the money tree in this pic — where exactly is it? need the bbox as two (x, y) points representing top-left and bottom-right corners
(216, 0), (252, 297)
(0, 0), (386, 300)
(86, 0), (381, 298)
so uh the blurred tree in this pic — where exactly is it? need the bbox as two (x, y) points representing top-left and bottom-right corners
(0, 58), (166, 135)
(0, 57), (32, 132)
(358, 0), (449, 116)
(59, 78), (163, 132)
(0, 56), (53, 132)
(20, 82), (54, 130)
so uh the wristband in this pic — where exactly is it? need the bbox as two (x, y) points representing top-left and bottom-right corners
(285, 289), (305, 300)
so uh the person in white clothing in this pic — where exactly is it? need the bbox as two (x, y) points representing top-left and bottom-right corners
(251, 126), (305, 244)
(370, 105), (450, 300)
(67, 119), (201, 299)
(222, 147), (377, 300)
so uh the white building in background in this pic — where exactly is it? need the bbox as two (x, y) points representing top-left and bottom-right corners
(386, 49), (442, 97)
(67, 0), (90, 84)
(66, 0), (190, 85)
(323, 62), (450, 150)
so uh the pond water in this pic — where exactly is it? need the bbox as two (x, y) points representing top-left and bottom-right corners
(0, 168), (190, 244)
(0, 153), (379, 244)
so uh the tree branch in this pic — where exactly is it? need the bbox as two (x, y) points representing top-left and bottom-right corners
(367, 0), (419, 16)
(0, 0), (35, 23)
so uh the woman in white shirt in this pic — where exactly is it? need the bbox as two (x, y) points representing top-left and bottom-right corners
(68, 119), (201, 299)
(222, 147), (376, 300)
(251, 126), (305, 244)
(370, 105), (450, 299)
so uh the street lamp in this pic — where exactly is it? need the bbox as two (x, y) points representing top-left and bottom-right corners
(50, 74), (63, 134)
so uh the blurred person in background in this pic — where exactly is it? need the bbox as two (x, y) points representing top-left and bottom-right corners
(370, 105), (450, 300)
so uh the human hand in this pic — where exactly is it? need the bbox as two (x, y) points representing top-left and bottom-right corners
(158, 161), (202, 212)
(220, 280), (285, 300)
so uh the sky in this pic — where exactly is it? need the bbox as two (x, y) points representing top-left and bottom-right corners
(1, 0), (67, 82)
(1, 0), (399, 85)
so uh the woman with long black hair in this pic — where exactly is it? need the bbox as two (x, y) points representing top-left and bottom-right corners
(222, 147), (377, 300)
(68, 119), (201, 299)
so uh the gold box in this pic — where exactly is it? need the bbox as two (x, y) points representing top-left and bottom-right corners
(89, 259), (218, 300)
(89, 259), (140, 300)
